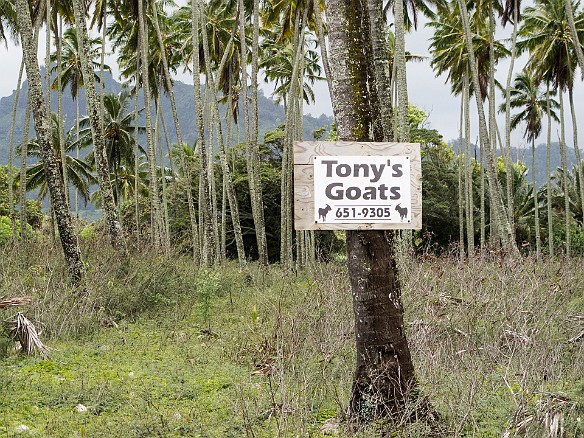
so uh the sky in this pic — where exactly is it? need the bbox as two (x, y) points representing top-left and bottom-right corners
(1, 12), (583, 154)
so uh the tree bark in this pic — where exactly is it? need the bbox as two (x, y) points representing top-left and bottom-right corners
(457, 0), (518, 254)
(325, 0), (428, 424)
(71, 0), (124, 249)
(15, 0), (84, 287)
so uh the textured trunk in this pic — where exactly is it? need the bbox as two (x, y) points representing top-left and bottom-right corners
(71, 0), (124, 249)
(192, 0), (216, 265)
(458, 92), (465, 259)
(56, 18), (69, 208)
(325, 0), (427, 424)
(500, 5), (519, 238)
(133, 77), (141, 247)
(281, 9), (306, 268)
(558, 90), (571, 256)
(150, 1), (199, 256)
(367, 0), (392, 140)
(497, 2), (515, 238)
(394, 0), (408, 142)
(564, 0), (584, 78)
(314, 3), (332, 95)
(546, 86), (554, 256)
(138, 0), (165, 250)
(9, 59), (25, 243)
(532, 137), (541, 259)
(457, 0), (518, 254)
(250, 0), (268, 265)
(463, 71), (474, 255)
(568, 88), (584, 227)
(15, 0), (84, 287)
(200, 24), (246, 267)
(20, 98), (31, 242)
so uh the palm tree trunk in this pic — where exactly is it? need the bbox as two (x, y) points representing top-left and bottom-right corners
(456, 0), (518, 254)
(138, 0), (165, 251)
(199, 24), (246, 267)
(458, 92), (465, 259)
(502, 3), (518, 240)
(8, 59), (25, 244)
(192, 0), (216, 265)
(568, 87), (584, 227)
(532, 137), (541, 258)
(564, 0), (584, 78)
(71, 0), (124, 250)
(155, 98), (171, 252)
(314, 3), (332, 95)
(463, 70), (474, 255)
(20, 98), (31, 242)
(394, 0), (408, 142)
(367, 0), (392, 140)
(150, 0), (199, 255)
(56, 17), (69, 209)
(558, 90), (571, 256)
(15, 0), (84, 287)
(324, 0), (426, 423)
(133, 77), (141, 247)
(546, 85), (554, 256)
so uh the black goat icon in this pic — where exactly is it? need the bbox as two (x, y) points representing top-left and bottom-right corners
(395, 204), (408, 220)
(318, 204), (332, 221)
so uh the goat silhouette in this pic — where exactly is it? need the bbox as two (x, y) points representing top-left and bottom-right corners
(395, 204), (408, 220)
(318, 204), (332, 221)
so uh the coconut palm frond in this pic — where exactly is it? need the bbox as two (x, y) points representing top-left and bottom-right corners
(7, 313), (50, 359)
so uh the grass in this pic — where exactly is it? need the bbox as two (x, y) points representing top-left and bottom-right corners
(1, 241), (583, 437)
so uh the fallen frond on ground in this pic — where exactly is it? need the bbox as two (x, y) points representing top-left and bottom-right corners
(0, 296), (31, 309)
(6, 313), (50, 359)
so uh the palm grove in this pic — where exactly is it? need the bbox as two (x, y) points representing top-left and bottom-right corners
(1, 0), (584, 425)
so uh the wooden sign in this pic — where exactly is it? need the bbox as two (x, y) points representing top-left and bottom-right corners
(294, 141), (422, 230)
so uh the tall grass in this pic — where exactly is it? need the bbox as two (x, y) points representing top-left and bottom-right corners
(1, 239), (583, 436)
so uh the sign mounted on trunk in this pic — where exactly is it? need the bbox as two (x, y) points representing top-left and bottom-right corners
(294, 141), (421, 230)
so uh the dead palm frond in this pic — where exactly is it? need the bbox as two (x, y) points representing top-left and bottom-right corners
(7, 313), (50, 359)
(0, 296), (31, 309)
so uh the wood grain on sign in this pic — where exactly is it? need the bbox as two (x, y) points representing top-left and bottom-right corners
(294, 141), (422, 231)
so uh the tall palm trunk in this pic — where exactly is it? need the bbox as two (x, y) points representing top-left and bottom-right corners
(137, 0), (165, 250)
(192, 0), (216, 265)
(150, 1), (199, 257)
(56, 17), (69, 208)
(394, 0), (408, 142)
(250, 0), (268, 265)
(324, 0), (429, 423)
(564, 0), (584, 76)
(546, 85), (554, 256)
(15, 0), (84, 286)
(8, 59), (25, 243)
(502, 2), (518, 239)
(71, 0), (124, 249)
(199, 23), (246, 266)
(458, 93), (465, 259)
(568, 88), (584, 226)
(281, 8), (306, 268)
(463, 71), (474, 255)
(20, 99), (31, 242)
(558, 90), (571, 256)
(457, 0), (518, 254)
(532, 137), (541, 258)
(367, 0), (392, 140)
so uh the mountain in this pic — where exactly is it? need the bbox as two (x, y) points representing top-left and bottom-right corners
(449, 139), (580, 188)
(0, 69), (333, 165)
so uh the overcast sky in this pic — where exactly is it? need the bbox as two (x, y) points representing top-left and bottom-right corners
(1, 13), (583, 154)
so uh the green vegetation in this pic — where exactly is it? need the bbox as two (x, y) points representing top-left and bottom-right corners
(1, 241), (583, 436)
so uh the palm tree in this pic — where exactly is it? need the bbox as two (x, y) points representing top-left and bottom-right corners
(504, 71), (559, 257)
(518, 0), (584, 256)
(18, 113), (96, 204)
(71, 0), (125, 249)
(14, 0), (84, 286)
(77, 90), (146, 205)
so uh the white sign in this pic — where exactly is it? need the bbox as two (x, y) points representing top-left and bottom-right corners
(313, 155), (411, 224)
